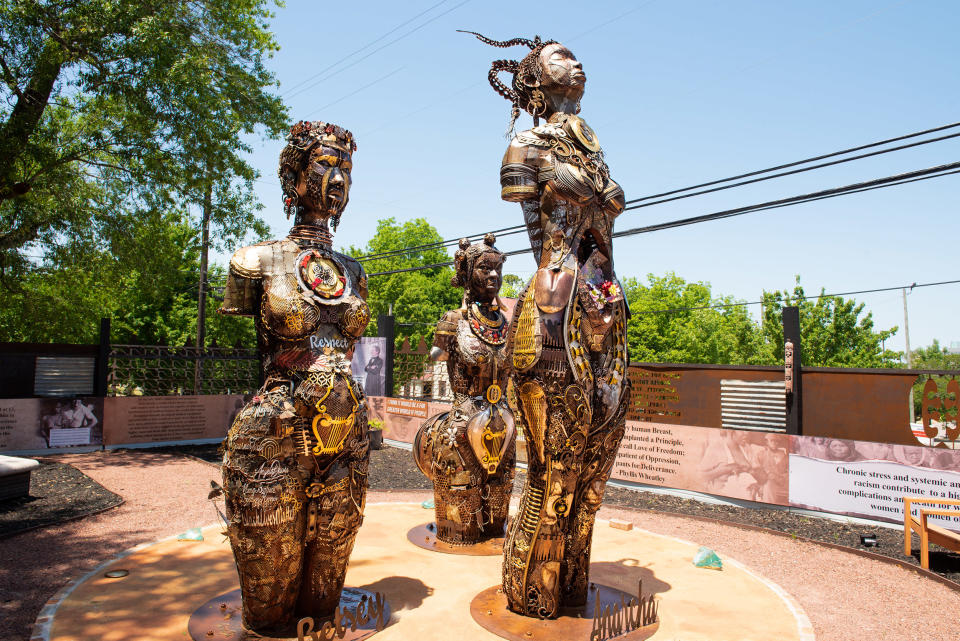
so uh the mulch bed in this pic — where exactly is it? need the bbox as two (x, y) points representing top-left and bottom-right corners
(0, 460), (122, 538)
(16, 443), (959, 586)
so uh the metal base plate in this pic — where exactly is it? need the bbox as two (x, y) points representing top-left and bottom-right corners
(470, 583), (660, 641)
(188, 587), (390, 641)
(406, 522), (506, 556)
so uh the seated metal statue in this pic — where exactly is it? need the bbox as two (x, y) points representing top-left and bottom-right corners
(218, 121), (370, 634)
(464, 32), (630, 617)
(413, 234), (517, 545)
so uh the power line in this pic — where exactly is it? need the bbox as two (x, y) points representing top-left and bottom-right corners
(365, 161), (960, 277)
(623, 128), (960, 210)
(357, 226), (527, 263)
(288, 0), (471, 104)
(615, 160), (960, 232)
(632, 279), (960, 315)
(626, 120), (960, 205)
(353, 121), (960, 263)
(282, 0), (451, 97)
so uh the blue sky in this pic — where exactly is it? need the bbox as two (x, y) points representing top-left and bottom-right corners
(232, 0), (959, 354)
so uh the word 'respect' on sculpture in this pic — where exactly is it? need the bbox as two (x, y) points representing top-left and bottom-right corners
(413, 234), (517, 544)
(219, 120), (371, 634)
(465, 31), (630, 618)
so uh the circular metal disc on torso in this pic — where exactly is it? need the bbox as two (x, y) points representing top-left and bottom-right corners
(294, 249), (352, 304)
(406, 522), (506, 556)
(470, 582), (660, 641)
(187, 587), (391, 641)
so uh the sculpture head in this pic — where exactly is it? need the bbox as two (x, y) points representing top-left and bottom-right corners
(278, 120), (357, 232)
(461, 31), (584, 127)
(451, 233), (505, 305)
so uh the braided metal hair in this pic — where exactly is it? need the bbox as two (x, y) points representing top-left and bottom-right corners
(459, 30), (558, 133)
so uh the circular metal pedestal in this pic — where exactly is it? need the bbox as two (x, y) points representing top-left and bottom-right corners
(406, 522), (505, 556)
(188, 587), (390, 641)
(470, 583), (660, 641)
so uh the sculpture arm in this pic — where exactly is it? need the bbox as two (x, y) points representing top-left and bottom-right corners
(601, 178), (625, 217)
(431, 310), (459, 361)
(219, 244), (268, 316)
(500, 135), (542, 203)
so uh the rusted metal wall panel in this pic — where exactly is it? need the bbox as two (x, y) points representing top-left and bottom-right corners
(802, 371), (916, 445)
(628, 364), (781, 428)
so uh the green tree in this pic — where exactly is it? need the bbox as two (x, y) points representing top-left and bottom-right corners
(501, 273), (524, 298)
(624, 272), (773, 365)
(347, 217), (460, 344)
(759, 278), (900, 367)
(909, 340), (960, 420)
(0, 209), (254, 346)
(0, 0), (287, 266)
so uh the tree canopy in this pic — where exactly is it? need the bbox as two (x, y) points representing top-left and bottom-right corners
(624, 273), (773, 365)
(346, 217), (459, 345)
(0, 1), (287, 266)
(0, 0), (287, 344)
(759, 279), (900, 368)
(623, 273), (901, 367)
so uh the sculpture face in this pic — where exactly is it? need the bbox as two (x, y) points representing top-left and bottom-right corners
(299, 144), (353, 219)
(469, 251), (504, 303)
(537, 43), (585, 106)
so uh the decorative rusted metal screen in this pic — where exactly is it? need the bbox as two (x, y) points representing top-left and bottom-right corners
(108, 345), (259, 396)
(392, 337), (451, 400)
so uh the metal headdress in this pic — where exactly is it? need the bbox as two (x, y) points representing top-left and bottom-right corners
(459, 30), (558, 133)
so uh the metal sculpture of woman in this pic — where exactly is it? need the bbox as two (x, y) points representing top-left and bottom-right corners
(464, 32), (630, 618)
(218, 121), (371, 634)
(413, 234), (517, 544)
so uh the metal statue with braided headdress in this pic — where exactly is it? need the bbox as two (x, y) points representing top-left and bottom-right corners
(218, 120), (371, 634)
(413, 234), (517, 545)
(463, 32), (630, 618)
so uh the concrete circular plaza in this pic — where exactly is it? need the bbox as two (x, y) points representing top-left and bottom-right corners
(2, 450), (957, 641)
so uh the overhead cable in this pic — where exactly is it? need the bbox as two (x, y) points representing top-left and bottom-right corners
(354, 121), (960, 263)
(624, 120), (960, 205)
(365, 161), (960, 276)
(632, 279), (960, 315)
(282, 0), (451, 97)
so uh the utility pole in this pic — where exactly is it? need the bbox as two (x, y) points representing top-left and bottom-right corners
(782, 306), (803, 436)
(903, 285), (915, 423)
(194, 179), (213, 395)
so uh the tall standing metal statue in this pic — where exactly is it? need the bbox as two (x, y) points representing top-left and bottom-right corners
(463, 31), (630, 618)
(218, 121), (371, 634)
(413, 234), (517, 545)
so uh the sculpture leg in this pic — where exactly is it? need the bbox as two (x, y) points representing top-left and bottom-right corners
(223, 394), (308, 633)
(296, 448), (368, 620)
(560, 408), (627, 608)
(504, 376), (584, 618)
(228, 508), (307, 631)
(484, 443), (516, 536)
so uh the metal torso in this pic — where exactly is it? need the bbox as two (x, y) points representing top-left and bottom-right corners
(218, 233), (371, 631)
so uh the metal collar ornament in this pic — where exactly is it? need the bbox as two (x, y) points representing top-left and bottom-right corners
(469, 304), (507, 345)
